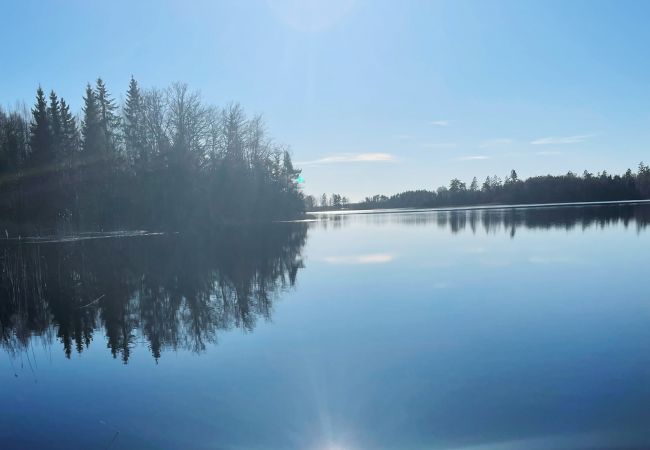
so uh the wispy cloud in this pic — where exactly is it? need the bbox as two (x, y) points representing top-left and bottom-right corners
(392, 134), (415, 140)
(457, 155), (490, 161)
(530, 134), (595, 145)
(480, 138), (513, 148)
(430, 120), (450, 127)
(421, 142), (457, 149)
(298, 152), (396, 166)
(323, 253), (395, 265)
(536, 150), (562, 156)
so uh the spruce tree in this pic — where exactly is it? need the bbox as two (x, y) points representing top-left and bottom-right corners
(81, 84), (101, 155)
(60, 98), (80, 159)
(58, 97), (80, 221)
(29, 86), (52, 168)
(80, 84), (104, 227)
(28, 87), (57, 225)
(48, 90), (62, 155)
(95, 78), (120, 158)
(124, 76), (145, 166)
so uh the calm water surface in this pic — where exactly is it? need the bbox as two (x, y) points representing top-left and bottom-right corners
(1, 204), (649, 449)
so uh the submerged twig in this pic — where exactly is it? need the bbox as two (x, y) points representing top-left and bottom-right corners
(104, 431), (120, 449)
(78, 294), (105, 309)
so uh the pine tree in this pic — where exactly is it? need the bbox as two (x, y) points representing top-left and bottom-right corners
(638, 161), (650, 197)
(48, 90), (62, 156)
(282, 151), (300, 184)
(28, 87), (58, 225)
(58, 97), (80, 221)
(123, 76), (145, 166)
(482, 176), (491, 192)
(79, 83), (105, 227)
(95, 78), (120, 158)
(82, 84), (101, 155)
(60, 98), (80, 159)
(29, 86), (52, 168)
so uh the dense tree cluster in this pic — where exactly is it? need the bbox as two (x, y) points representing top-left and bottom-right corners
(304, 192), (349, 210)
(355, 167), (650, 210)
(0, 78), (304, 234)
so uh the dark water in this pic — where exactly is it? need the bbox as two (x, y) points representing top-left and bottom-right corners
(1, 204), (649, 450)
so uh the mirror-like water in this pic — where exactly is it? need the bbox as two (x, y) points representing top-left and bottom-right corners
(1, 203), (649, 449)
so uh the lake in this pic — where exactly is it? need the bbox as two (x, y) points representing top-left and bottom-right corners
(1, 203), (649, 450)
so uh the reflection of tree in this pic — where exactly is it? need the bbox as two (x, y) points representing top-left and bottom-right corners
(317, 204), (650, 234)
(0, 223), (307, 362)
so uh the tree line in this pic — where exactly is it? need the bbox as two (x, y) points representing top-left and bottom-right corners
(304, 192), (350, 210)
(347, 167), (650, 210)
(0, 78), (305, 234)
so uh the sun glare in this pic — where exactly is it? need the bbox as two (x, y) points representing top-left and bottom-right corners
(266, 0), (356, 32)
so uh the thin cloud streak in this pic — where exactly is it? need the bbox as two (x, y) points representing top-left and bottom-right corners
(421, 142), (457, 149)
(431, 120), (450, 127)
(457, 155), (490, 161)
(297, 152), (396, 166)
(530, 134), (595, 145)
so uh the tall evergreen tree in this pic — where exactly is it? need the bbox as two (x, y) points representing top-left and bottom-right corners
(59, 97), (80, 220)
(60, 98), (80, 160)
(48, 90), (62, 156)
(469, 177), (479, 191)
(29, 87), (52, 168)
(123, 76), (145, 167)
(95, 78), (120, 158)
(27, 87), (57, 225)
(81, 84), (101, 155)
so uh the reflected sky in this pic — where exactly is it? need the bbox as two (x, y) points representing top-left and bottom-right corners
(1, 204), (649, 449)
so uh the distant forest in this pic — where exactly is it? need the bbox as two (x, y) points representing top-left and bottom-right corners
(312, 166), (650, 210)
(0, 78), (304, 234)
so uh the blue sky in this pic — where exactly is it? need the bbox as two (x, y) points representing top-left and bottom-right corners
(1, 0), (650, 200)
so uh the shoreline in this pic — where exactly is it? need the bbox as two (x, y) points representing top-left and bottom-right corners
(309, 198), (650, 216)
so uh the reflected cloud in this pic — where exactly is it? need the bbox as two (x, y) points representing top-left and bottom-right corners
(323, 253), (394, 264)
(479, 258), (512, 268)
(463, 246), (487, 254)
(528, 255), (582, 265)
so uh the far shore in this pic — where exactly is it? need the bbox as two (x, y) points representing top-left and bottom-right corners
(309, 198), (650, 216)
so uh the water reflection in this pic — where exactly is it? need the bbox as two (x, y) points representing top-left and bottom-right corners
(315, 203), (650, 235)
(0, 224), (307, 362)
